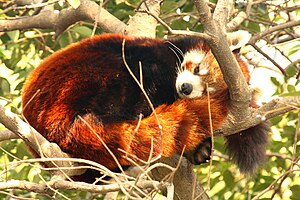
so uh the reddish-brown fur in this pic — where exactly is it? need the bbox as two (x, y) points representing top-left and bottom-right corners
(196, 50), (251, 95)
(22, 34), (231, 182)
(22, 33), (268, 182)
(23, 74), (228, 177)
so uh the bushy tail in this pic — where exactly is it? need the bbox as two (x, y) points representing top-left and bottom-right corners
(225, 121), (270, 175)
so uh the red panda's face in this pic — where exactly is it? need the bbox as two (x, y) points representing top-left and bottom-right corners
(176, 49), (218, 99)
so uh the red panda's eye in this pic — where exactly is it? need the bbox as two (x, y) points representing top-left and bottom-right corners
(194, 66), (200, 74)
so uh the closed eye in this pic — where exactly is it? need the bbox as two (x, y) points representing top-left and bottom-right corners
(193, 66), (200, 74)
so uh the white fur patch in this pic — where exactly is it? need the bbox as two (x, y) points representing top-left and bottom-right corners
(182, 50), (206, 67)
(181, 49), (209, 76)
(176, 70), (204, 98)
(227, 30), (251, 51)
(199, 67), (209, 75)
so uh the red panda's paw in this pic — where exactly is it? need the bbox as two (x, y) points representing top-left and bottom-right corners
(185, 137), (212, 165)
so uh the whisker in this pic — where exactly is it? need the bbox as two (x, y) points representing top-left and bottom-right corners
(165, 41), (184, 57)
(165, 41), (187, 75)
(168, 46), (182, 69)
(175, 63), (182, 74)
(165, 41), (184, 67)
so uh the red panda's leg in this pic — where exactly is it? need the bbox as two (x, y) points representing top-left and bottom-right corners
(188, 137), (212, 164)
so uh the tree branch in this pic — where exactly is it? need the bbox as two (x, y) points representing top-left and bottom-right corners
(216, 96), (300, 136)
(227, 11), (247, 31)
(212, 0), (229, 31)
(248, 20), (300, 45)
(0, 0), (126, 36)
(0, 179), (162, 196)
(0, 130), (19, 141)
(0, 105), (84, 178)
(125, 0), (162, 37)
(194, 0), (251, 120)
(250, 43), (288, 76)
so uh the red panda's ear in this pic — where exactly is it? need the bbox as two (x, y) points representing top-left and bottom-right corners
(227, 30), (251, 52)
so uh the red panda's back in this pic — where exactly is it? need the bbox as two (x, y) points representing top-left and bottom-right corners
(22, 34), (181, 144)
(22, 35), (124, 141)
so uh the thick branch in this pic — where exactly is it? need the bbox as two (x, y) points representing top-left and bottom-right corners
(0, 0), (126, 36)
(0, 179), (161, 195)
(227, 11), (247, 31)
(125, 0), (162, 37)
(151, 156), (210, 200)
(0, 130), (19, 141)
(194, 0), (251, 119)
(212, 0), (229, 31)
(216, 96), (300, 136)
(248, 20), (300, 44)
(0, 105), (83, 177)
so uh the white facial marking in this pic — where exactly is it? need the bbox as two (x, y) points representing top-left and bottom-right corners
(181, 49), (209, 75)
(199, 68), (209, 75)
(176, 49), (210, 98)
(176, 70), (205, 98)
(181, 50), (206, 67)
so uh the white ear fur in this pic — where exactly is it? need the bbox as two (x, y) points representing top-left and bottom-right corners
(227, 30), (251, 51)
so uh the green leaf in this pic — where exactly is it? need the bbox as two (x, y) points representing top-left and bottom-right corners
(270, 76), (280, 87)
(113, 7), (134, 21)
(67, 0), (80, 9)
(223, 170), (234, 188)
(58, 32), (71, 48)
(286, 66), (297, 77)
(161, 0), (187, 13)
(291, 185), (300, 199)
(283, 125), (296, 135)
(0, 77), (10, 95)
(6, 30), (20, 42)
(243, 20), (261, 32)
(170, 19), (191, 30)
(287, 84), (296, 93)
(71, 26), (93, 38)
(280, 91), (300, 97)
(0, 49), (4, 58)
(288, 44), (300, 56)
(270, 115), (283, 125)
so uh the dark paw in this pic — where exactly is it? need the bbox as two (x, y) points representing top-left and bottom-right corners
(193, 137), (212, 164)
(185, 137), (212, 165)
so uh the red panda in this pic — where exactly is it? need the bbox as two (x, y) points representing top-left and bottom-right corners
(22, 33), (268, 182)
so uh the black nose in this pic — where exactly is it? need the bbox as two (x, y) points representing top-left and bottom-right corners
(181, 83), (193, 95)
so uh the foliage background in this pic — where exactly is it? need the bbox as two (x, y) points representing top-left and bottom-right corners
(0, 0), (300, 199)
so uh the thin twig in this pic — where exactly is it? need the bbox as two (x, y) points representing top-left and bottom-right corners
(206, 83), (214, 191)
(137, 8), (210, 40)
(77, 115), (128, 181)
(250, 43), (287, 76)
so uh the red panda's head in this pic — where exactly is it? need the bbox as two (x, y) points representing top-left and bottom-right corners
(176, 31), (251, 99)
(176, 48), (225, 99)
